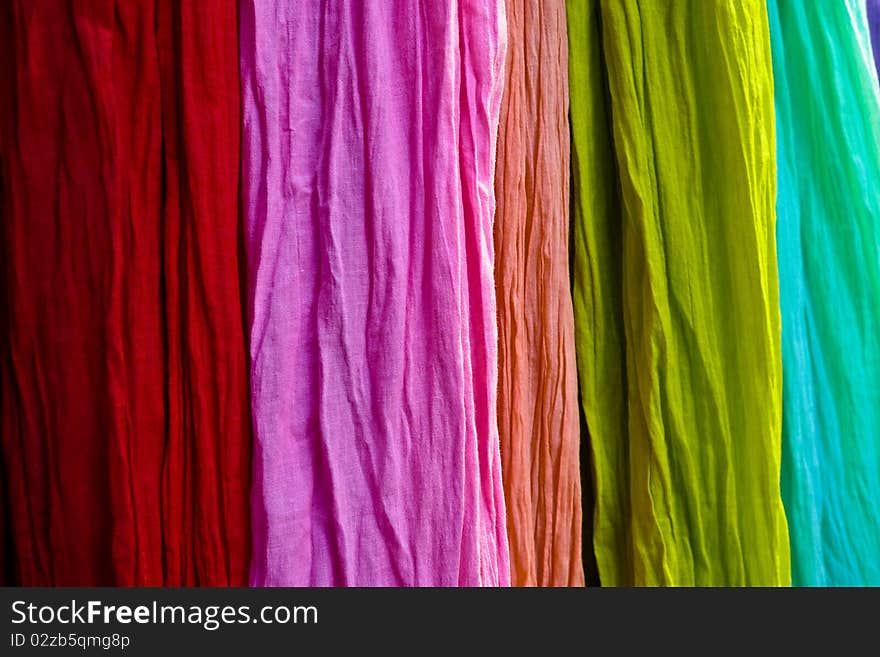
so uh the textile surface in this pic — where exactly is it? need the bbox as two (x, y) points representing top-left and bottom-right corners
(494, 0), (584, 587)
(868, 0), (880, 80)
(0, 0), (251, 585)
(241, 0), (511, 586)
(769, 0), (880, 586)
(568, 0), (791, 586)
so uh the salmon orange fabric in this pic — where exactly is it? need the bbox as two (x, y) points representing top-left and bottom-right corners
(568, 0), (791, 586)
(494, 0), (584, 587)
(0, 0), (251, 585)
(241, 0), (511, 586)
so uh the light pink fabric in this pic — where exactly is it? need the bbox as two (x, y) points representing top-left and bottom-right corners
(240, 0), (511, 586)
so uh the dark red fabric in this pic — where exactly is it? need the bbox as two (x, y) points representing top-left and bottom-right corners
(0, 435), (10, 585)
(0, 1), (250, 586)
(0, 154), (9, 586)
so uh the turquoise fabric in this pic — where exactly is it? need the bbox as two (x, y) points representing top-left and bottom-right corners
(769, 0), (880, 586)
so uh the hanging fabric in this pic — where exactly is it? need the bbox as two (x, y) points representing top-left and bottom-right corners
(568, 0), (791, 586)
(0, 0), (251, 585)
(241, 0), (511, 586)
(494, 0), (584, 587)
(769, 0), (880, 586)
(0, 447), (9, 585)
(0, 217), (9, 584)
(869, 0), (880, 81)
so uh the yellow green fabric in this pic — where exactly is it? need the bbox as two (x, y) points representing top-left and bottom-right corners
(567, 0), (791, 586)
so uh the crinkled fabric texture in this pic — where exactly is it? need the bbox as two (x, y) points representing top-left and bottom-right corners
(0, 447), (9, 585)
(241, 0), (511, 586)
(494, 0), (584, 587)
(769, 0), (880, 586)
(0, 0), (251, 586)
(869, 0), (880, 80)
(0, 308), (8, 585)
(568, 0), (791, 586)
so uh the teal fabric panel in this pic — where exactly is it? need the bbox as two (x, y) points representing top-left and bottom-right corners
(769, 0), (880, 586)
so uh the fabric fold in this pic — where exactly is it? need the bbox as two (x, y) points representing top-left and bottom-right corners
(241, 0), (511, 586)
(494, 0), (584, 587)
(568, 0), (790, 586)
(869, 0), (880, 80)
(0, 0), (251, 586)
(769, 0), (880, 586)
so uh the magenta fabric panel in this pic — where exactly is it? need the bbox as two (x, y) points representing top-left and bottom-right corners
(240, 0), (511, 586)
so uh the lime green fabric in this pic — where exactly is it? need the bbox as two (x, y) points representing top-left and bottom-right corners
(568, 0), (791, 586)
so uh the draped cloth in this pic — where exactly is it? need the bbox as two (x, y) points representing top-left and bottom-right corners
(241, 0), (511, 586)
(0, 1), (251, 585)
(494, 0), (584, 587)
(769, 0), (880, 586)
(869, 0), (880, 80)
(0, 252), (8, 584)
(568, 0), (790, 585)
(0, 447), (9, 585)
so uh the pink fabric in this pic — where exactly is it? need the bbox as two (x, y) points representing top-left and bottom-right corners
(240, 0), (511, 586)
